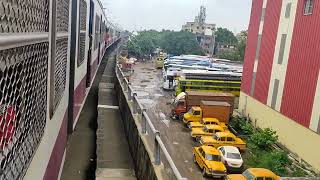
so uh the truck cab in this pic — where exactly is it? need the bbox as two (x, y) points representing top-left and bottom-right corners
(183, 107), (202, 124)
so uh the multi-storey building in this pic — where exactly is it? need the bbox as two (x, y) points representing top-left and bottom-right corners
(182, 6), (216, 55)
(240, 0), (320, 171)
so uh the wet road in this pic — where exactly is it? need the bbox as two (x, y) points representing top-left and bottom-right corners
(130, 61), (215, 180)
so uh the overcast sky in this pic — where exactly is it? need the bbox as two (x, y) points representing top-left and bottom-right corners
(102, 0), (252, 34)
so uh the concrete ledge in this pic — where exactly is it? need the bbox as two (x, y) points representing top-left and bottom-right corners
(96, 168), (136, 180)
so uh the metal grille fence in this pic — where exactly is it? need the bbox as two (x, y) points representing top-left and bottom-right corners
(0, 0), (49, 33)
(94, 15), (100, 50)
(0, 43), (48, 180)
(56, 0), (70, 32)
(52, 0), (70, 112)
(53, 38), (68, 110)
(78, 0), (87, 66)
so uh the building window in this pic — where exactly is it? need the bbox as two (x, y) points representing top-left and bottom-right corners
(304, 0), (314, 15)
(191, 29), (193, 32)
(285, 3), (292, 18)
(255, 35), (262, 60)
(261, 8), (266, 21)
(197, 26), (199, 29)
(250, 72), (256, 96)
(278, 34), (287, 64)
(271, 79), (280, 109)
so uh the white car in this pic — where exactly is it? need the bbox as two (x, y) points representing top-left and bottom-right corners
(217, 146), (243, 171)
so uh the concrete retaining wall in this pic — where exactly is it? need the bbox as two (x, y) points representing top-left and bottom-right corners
(115, 71), (161, 180)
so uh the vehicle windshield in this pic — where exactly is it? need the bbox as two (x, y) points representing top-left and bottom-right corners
(205, 154), (221, 161)
(242, 170), (255, 180)
(226, 153), (241, 159)
(187, 108), (193, 114)
(203, 127), (208, 132)
(212, 134), (219, 140)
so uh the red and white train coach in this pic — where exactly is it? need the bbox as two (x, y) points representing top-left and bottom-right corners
(0, 0), (120, 179)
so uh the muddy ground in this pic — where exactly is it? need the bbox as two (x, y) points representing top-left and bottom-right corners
(130, 61), (224, 180)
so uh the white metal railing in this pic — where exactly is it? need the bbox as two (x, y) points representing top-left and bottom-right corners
(116, 64), (187, 180)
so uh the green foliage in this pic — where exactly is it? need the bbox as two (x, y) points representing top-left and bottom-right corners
(215, 27), (238, 45)
(291, 168), (308, 177)
(217, 50), (242, 61)
(127, 30), (204, 57)
(160, 31), (204, 55)
(247, 150), (291, 176)
(249, 128), (279, 150)
(127, 31), (158, 58)
(215, 28), (247, 61)
(230, 116), (254, 135)
(236, 38), (246, 61)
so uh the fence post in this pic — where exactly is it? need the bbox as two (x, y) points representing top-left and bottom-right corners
(132, 93), (137, 114)
(128, 86), (132, 101)
(124, 81), (129, 92)
(141, 109), (147, 134)
(154, 131), (161, 165)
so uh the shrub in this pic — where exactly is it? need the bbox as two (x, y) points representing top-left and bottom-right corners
(247, 150), (291, 176)
(291, 168), (308, 177)
(230, 116), (254, 135)
(249, 128), (278, 150)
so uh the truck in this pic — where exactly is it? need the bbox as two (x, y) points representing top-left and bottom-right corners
(171, 91), (234, 120)
(183, 100), (231, 125)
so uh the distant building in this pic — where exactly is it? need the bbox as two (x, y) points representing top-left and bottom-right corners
(182, 6), (216, 55)
(241, 0), (320, 171)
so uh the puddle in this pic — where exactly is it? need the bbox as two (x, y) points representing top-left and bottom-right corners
(159, 112), (170, 127)
(139, 98), (155, 107)
(154, 93), (163, 97)
(141, 80), (150, 83)
(135, 91), (149, 97)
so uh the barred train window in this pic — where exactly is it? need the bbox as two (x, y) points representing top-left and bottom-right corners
(304, 0), (314, 15)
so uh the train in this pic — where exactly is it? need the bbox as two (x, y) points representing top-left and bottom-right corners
(0, 0), (121, 179)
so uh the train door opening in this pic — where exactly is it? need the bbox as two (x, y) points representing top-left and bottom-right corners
(97, 15), (102, 64)
(86, 0), (94, 87)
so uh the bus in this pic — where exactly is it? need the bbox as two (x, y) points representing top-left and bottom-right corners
(175, 70), (242, 96)
(175, 79), (241, 96)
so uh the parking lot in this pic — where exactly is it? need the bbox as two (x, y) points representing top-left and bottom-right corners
(130, 61), (222, 179)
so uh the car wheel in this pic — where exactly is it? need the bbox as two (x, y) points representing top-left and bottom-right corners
(195, 136), (201, 142)
(202, 168), (207, 177)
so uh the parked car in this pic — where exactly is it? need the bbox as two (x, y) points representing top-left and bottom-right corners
(217, 146), (243, 171)
(193, 145), (227, 178)
(227, 168), (280, 180)
(188, 117), (228, 130)
(191, 124), (227, 141)
(200, 132), (246, 151)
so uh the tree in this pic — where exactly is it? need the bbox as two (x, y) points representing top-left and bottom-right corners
(160, 31), (204, 55)
(127, 30), (204, 57)
(216, 29), (247, 61)
(127, 31), (157, 58)
(215, 27), (238, 45)
(236, 30), (248, 61)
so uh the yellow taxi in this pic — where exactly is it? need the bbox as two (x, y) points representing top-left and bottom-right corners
(191, 124), (228, 141)
(200, 132), (246, 151)
(188, 117), (228, 130)
(227, 168), (280, 180)
(193, 145), (227, 178)
(183, 106), (202, 125)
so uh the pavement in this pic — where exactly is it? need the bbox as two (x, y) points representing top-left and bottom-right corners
(60, 46), (134, 180)
(95, 53), (136, 179)
(129, 61), (209, 180)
